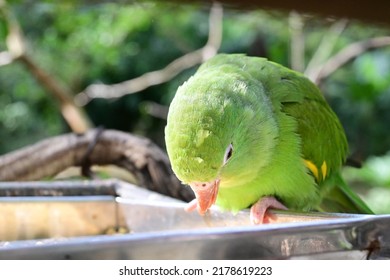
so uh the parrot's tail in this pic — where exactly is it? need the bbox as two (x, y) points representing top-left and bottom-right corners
(318, 172), (374, 214)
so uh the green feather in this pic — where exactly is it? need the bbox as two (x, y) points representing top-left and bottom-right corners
(319, 173), (374, 214)
(165, 53), (373, 215)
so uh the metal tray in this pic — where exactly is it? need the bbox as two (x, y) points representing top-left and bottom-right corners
(0, 180), (389, 259)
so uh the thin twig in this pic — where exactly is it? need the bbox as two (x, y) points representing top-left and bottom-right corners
(75, 2), (223, 106)
(289, 11), (305, 72)
(0, 0), (91, 133)
(314, 36), (390, 85)
(304, 19), (348, 81)
(0, 50), (13, 66)
(18, 55), (92, 133)
(0, 0), (25, 58)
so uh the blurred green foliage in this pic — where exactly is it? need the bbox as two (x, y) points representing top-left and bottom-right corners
(343, 153), (390, 213)
(0, 1), (389, 211)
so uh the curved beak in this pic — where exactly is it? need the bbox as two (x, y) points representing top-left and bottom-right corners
(189, 179), (220, 215)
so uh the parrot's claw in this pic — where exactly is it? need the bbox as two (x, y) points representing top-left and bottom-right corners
(184, 199), (199, 213)
(250, 196), (288, 224)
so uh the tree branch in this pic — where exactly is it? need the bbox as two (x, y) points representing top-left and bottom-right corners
(289, 11), (305, 72)
(0, 50), (13, 66)
(17, 55), (92, 133)
(75, 2), (223, 106)
(0, 0), (91, 133)
(304, 18), (348, 81)
(312, 36), (390, 85)
(0, 128), (194, 202)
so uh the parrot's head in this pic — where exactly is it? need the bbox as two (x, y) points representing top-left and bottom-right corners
(165, 62), (278, 215)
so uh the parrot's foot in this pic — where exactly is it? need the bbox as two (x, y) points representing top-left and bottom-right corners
(250, 196), (288, 224)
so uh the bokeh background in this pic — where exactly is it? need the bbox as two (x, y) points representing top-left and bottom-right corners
(0, 0), (389, 213)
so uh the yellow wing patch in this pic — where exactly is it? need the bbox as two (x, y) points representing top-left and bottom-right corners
(304, 160), (319, 180)
(304, 160), (328, 182)
(321, 161), (328, 178)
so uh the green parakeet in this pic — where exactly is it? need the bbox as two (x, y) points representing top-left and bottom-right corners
(165, 54), (373, 224)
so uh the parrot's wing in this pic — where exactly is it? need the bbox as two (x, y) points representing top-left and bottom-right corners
(272, 67), (348, 180)
(276, 71), (373, 214)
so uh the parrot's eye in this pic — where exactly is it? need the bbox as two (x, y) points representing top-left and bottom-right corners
(223, 143), (234, 165)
